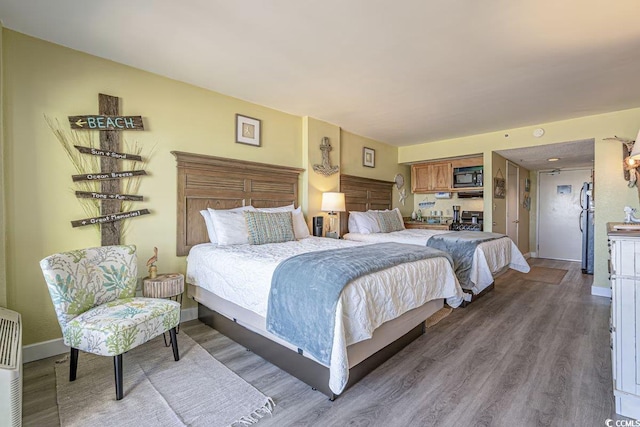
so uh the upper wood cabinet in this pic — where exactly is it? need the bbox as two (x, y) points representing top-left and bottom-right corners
(411, 162), (452, 193)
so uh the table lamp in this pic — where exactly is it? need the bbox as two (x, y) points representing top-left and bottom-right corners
(321, 192), (346, 238)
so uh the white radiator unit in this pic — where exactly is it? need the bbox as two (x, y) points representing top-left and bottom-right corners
(0, 307), (22, 427)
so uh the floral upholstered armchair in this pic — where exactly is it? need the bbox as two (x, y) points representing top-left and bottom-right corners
(40, 245), (181, 400)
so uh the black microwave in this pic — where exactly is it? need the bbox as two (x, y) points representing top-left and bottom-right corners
(453, 166), (483, 188)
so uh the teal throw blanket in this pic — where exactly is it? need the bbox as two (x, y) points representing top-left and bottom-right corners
(426, 231), (504, 290)
(266, 242), (451, 365)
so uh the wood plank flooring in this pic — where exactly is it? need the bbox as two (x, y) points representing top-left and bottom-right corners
(22, 258), (624, 426)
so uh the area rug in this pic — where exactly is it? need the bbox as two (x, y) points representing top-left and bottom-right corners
(426, 306), (453, 328)
(55, 332), (274, 427)
(522, 266), (568, 285)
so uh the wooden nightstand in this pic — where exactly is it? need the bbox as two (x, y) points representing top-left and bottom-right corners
(142, 273), (184, 300)
(143, 273), (184, 344)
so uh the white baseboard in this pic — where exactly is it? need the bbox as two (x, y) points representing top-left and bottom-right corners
(181, 306), (198, 322)
(23, 307), (200, 363)
(23, 337), (68, 363)
(591, 286), (612, 298)
(529, 252), (537, 258)
(523, 252), (532, 259)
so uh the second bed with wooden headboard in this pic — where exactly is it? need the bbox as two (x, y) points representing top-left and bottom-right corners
(172, 151), (463, 399)
(339, 174), (531, 302)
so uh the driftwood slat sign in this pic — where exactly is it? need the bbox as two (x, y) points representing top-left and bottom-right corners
(68, 115), (144, 131)
(72, 170), (146, 182)
(71, 209), (150, 228)
(75, 191), (143, 202)
(74, 145), (143, 161)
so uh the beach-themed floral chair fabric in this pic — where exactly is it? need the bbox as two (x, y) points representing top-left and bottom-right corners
(40, 245), (180, 357)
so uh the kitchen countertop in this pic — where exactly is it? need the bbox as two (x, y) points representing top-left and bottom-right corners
(608, 222), (640, 236)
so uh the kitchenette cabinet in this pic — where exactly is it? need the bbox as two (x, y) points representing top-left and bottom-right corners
(608, 223), (640, 420)
(411, 162), (452, 193)
(411, 156), (483, 194)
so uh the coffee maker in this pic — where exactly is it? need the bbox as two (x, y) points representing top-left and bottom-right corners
(452, 205), (461, 223)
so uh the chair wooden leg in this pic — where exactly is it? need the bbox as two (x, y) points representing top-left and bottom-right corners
(114, 354), (124, 400)
(69, 348), (79, 382)
(170, 328), (180, 361)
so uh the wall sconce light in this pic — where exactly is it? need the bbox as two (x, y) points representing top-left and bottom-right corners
(321, 192), (346, 238)
(606, 132), (640, 183)
(626, 129), (640, 168)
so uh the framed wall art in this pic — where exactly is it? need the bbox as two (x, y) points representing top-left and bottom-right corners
(363, 147), (375, 168)
(494, 177), (506, 199)
(236, 114), (261, 147)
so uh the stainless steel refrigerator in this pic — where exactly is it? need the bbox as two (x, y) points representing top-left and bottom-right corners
(580, 181), (595, 274)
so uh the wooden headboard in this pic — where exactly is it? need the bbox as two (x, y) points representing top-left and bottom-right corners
(172, 151), (304, 256)
(339, 174), (394, 236)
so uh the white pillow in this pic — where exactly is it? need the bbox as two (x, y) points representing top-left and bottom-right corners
(352, 211), (381, 234)
(348, 213), (360, 233)
(257, 204), (295, 213)
(206, 206), (256, 244)
(200, 210), (217, 243)
(292, 207), (310, 239)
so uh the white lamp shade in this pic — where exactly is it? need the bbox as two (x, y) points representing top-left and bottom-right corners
(321, 192), (346, 212)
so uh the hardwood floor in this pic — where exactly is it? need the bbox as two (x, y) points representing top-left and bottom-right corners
(23, 258), (623, 426)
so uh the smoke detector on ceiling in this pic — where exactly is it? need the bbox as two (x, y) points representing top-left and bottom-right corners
(533, 128), (545, 138)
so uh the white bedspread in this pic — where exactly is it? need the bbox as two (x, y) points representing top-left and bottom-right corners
(186, 236), (462, 394)
(344, 229), (530, 294)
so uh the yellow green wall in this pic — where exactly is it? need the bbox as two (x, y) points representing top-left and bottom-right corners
(341, 130), (413, 216)
(302, 117), (341, 231)
(2, 30), (407, 346)
(5, 27), (639, 347)
(399, 108), (640, 290)
(2, 30), (306, 345)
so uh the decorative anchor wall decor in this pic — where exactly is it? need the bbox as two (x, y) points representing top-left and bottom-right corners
(312, 137), (340, 176)
(68, 93), (149, 246)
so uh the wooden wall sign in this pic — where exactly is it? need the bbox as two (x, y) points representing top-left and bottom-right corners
(75, 191), (143, 202)
(72, 170), (146, 182)
(74, 145), (142, 161)
(71, 209), (150, 228)
(68, 115), (144, 131)
(69, 93), (149, 246)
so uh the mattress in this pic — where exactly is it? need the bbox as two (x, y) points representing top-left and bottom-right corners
(186, 236), (463, 394)
(343, 229), (530, 294)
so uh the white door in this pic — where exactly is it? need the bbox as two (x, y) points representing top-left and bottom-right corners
(506, 162), (519, 245)
(537, 169), (591, 261)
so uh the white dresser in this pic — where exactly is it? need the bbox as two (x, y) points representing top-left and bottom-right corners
(608, 223), (640, 419)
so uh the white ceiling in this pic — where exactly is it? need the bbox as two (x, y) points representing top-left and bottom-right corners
(495, 139), (594, 171)
(1, 0), (640, 148)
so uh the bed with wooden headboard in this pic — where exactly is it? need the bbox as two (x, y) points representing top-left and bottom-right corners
(339, 174), (394, 236)
(339, 175), (531, 305)
(173, 151), (303, 256)
(172, 152), (449, 399)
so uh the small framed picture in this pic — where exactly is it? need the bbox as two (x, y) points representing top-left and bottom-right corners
(236, 114), (261, 147)
(363, 147), (375, 168)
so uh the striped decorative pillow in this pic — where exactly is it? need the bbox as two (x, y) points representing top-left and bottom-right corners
(244, 211), (296, 245)
(376, 209), (405, 233)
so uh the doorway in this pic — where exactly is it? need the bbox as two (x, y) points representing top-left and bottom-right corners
(506, 161), (519, 245)
(537, 168), (591, 261)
